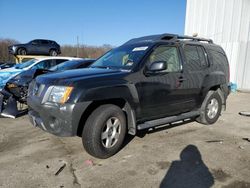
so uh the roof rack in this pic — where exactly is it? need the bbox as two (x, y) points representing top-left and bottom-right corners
(174, 35), (213, 43)
(159, 34), (213, 43)
(123, 33), (213, 45)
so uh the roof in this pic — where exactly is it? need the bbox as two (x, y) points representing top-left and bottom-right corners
(123, 33), (213, 45)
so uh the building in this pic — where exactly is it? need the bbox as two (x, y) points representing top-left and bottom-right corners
(185, 0), (250, 90)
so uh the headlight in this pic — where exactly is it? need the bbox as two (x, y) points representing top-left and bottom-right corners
(48, 86), (73, 104)
(12, 46), (17, 51)
(7, 83), (17, 88)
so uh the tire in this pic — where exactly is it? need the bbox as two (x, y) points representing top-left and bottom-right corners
(17, 48), (27, 55)
(196, 90), (222, 125)
(82, 104), (127, 159)
(49, 49), (58, 56)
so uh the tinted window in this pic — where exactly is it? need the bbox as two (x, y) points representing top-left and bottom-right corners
(50, 60), (79, 71)
(32, 60), (52, 70)
(40, 40), (49, 45)
(147, 46), (180, 72)
(15, 59), (37, 69)
(184, 45), (208, 69)
(50, 41), (56, 45)
(209, 50), (228, 66)
(55, 59), (67, 65)
(31, 40), (40, 45)
(78, 61), (92, 68)
(197, 46), (207, 66)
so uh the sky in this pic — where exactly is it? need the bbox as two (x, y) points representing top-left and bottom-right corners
(0, 0), (186, 46)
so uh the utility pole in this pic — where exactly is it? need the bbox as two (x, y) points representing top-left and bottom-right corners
(77, 36), (79, 57)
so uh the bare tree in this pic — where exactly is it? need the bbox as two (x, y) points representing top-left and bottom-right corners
(0, 38), (19, 62)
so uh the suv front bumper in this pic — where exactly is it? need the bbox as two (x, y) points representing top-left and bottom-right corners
(27, 96), (91, 137)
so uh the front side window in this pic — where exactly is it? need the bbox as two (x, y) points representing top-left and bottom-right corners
(31, 60), (52, 70)
(147, 46), (181, 72)
(50, 60), (78, 71)
(30, 40), (40, 45)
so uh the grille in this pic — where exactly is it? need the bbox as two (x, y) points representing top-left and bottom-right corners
(28, 81), (44, 97)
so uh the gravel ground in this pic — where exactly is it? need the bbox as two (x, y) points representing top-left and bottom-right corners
(0, 92), (250, 188)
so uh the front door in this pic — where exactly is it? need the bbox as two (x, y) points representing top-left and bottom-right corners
(138, 45), (196, 121)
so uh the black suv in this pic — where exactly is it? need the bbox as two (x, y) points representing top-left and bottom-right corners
(27, 34), (230, 159)
(8, 39), (61, 56)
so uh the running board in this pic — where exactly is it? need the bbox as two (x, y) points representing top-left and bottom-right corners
(137, 111), (200, 130)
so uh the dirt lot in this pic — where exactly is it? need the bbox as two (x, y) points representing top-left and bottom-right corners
(0, 92), (250, 188)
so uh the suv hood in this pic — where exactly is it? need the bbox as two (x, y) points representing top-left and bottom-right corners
(36, 68), (128, 85)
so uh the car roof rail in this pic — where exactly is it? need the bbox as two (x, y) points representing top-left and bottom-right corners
(159, 34), (213, 43)
(123, 33), (213, 45)
(174, 35), (213, 44)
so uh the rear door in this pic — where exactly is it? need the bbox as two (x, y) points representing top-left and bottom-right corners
(39, 40), (50, 54)
(138, 44), (197, 120)
(181, 44), (209, 106)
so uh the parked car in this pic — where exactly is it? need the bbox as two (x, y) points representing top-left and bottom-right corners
(5, 59), (95, 103)
(0, 57), (82, 118)
(8, 39), (61, 56)
(27, 34), (230, 159)
(0, 62), (15, 70)
(0, 56), (81, 90)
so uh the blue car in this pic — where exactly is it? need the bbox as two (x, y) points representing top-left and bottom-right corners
(0, 56), (81, 90)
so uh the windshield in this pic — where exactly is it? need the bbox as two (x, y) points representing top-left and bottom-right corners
(49, 60), (80, 71)
(91, 45), (150, 70)
(15, 59), (37, 69)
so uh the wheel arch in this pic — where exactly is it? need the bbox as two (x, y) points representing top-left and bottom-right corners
(76, 98), (137, 137)
(17, 47), (27, 54)
(201, 72), (228, 109)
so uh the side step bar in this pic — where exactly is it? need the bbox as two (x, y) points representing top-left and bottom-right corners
(137, 111), (200, 130)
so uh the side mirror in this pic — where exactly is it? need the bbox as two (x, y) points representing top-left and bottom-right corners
(148, 61), (167, 72)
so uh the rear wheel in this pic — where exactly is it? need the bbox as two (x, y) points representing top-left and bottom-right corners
(49, 49), (58, 56)
(197, 90), (222, 125)
(82, 104), (126, 159)
(17, 48), (27, 55)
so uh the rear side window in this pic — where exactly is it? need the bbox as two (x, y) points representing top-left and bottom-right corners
(209, 50), (227, 66)
(32, 60), (52, 70)
(184, 45), (208, 69)
(40, 40), (49, 45)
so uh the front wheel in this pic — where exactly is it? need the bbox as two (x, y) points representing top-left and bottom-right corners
(82, 104), (126, 159)
(17, 48), (27, 55)
(197, 91), (222, 125)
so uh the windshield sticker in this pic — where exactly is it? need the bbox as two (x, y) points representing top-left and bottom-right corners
(132, 46), (148, 51)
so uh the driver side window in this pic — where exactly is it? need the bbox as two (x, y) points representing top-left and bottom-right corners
(31, 40), (40, 45)
(147, 46), (181, 72)
(32, 60), (51, 70)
